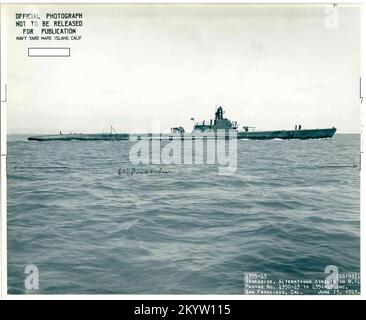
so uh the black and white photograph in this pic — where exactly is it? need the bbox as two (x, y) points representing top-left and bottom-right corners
(0, 1), (363, 301)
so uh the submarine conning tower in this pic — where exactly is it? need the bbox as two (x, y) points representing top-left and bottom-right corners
(215, 106), (224, 121)
(193, 106), (238, 132)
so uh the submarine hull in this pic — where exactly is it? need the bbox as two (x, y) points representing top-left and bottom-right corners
(28, 128), (336, 141)
(237, 127), (337, 140)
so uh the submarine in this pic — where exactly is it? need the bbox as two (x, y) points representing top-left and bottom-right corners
(28, 106), (336, 141)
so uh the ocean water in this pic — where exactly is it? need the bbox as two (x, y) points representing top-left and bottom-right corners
(7, 134), (360, 294)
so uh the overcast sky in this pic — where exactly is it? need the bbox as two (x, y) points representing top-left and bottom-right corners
(4, 4), (361, 134)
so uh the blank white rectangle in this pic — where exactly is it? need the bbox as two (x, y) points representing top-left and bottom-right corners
(28, 47), (70, 57)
